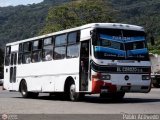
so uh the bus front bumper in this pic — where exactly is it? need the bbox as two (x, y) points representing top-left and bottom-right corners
(92, 80), (151, 94)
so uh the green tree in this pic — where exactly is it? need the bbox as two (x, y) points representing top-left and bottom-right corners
(41, 0), (115, 34)
(110, 0), (160, 54)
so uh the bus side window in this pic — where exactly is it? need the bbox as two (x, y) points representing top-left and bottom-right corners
(67, 44), (79, 58)
(67, 31), (80, 58)
(5, 46), (11, 66)
(54, 34), (67, 60)
(18, 54), (22, 64)
(42, 37), (53, 61)
(32, 51), (41, 63)
(22, 53), (31, 64)
(31, 40), (42, 63)
(18, 43), (23, 64)
(43, 46), (53, 61)
(22, 42), (32, 64)
(54, 46), (66, 60)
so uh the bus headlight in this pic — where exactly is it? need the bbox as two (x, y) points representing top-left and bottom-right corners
(142, 75), (150, 80)
(101, 74), (111, 80)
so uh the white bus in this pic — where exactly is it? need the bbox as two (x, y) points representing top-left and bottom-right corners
(4, 23), (151, 101)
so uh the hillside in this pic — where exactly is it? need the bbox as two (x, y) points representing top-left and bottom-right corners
(41, 0), (114, 34)
(0, 0), (160, 65)
(0, 0), (160, 67)
(0, 0), (70, 50)
(0, 4), (47, 47)
(111, 0), (160, 35)
(110, 0), (160, 53)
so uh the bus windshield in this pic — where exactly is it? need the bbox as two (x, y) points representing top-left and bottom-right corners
(93, 28), (149, 60)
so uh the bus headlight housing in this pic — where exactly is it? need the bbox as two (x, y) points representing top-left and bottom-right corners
(142, 75), (150, 80)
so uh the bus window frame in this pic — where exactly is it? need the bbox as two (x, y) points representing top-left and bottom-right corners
(22, 41), (32, 64)
(66, 31), (80, 59)
(31, 39), (42, 63)
(42, 37), (54, 61)
(5, 46), (11, 66)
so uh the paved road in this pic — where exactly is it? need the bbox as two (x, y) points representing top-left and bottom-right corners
(0, 86), (160, 119)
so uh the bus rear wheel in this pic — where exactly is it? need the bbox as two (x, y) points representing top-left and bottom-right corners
(20, 80), (39, 98)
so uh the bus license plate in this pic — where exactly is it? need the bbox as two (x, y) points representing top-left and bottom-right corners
(121, 86), (130, 91)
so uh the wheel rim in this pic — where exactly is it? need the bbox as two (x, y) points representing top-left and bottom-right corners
(21, 82), (27, 96)
(70, 84), (76, 100)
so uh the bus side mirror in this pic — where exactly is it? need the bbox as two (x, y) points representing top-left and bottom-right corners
(150, 36), (155, 46)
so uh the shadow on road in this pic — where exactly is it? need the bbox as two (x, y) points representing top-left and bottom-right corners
(80, 96), (160, 104)
(14, 95), (160, 104)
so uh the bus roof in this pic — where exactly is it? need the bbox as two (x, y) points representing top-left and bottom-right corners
(6, 23), (144, 46)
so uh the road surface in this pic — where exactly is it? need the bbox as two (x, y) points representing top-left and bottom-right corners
(0, 86), (160, 120)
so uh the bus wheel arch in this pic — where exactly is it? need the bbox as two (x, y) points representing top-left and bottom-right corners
(64, 76), (79, 101)
(19, 79), (28, 98)
(19, 79), (39, 98)
(19, 79), (26, 92)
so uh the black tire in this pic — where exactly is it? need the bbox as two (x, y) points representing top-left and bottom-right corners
(111, 92), (125, 100)
(100, 92), (125, 100)
(153, 83), (160, 88)
(30, 92), (39, 98)
(69, 83), (80, 101)
(20, 80), (39, 98)
(79, 93), (85, 100)
(100, 93), (112, 98)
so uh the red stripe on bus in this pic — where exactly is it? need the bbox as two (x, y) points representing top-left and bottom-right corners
(92, 79), (117, 93)
(92, 79), (104, 93)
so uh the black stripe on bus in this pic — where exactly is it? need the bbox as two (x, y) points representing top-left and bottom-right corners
(90, 60), (150, 74)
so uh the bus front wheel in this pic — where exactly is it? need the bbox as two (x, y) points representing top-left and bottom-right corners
(69, 83), (79, 101)
(100, 92), (125, 100)
(111, 92), (125, 100)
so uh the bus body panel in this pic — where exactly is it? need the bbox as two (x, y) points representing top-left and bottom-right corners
(17, 58), (80, 92)
(80, 28), (93, 41)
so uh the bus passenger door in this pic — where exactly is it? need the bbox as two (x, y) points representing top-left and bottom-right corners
(80, 40), (89, 91)
(9, 52), (17, 90)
